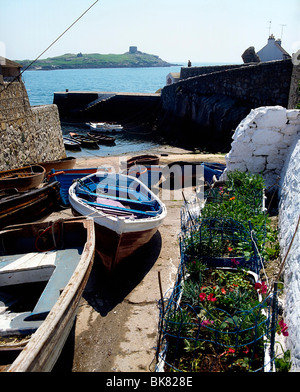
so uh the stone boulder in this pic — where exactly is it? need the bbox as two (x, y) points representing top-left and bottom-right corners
(241, 47), (260, 63)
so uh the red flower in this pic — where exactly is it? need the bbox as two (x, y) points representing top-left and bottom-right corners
(199, 292), (206, 301)
(231, 258), (240, 266)
(278, 320), (289, 336)
(255, 281), (268, 294)
(243, 346), (249, 354)
(207, 293), (217, 302)
(228, 246), (233, 252)
(221, 288), (226, 294)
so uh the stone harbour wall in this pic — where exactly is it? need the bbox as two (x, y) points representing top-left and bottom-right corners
(159, 60), (294, 150)
(0, 79), (65, 170)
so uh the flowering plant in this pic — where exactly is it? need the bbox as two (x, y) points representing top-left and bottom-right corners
(165, 266), (269, 372)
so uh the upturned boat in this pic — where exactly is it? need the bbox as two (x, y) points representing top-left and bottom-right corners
(69, 172), (167, 271)
(0, 217), (95, 372)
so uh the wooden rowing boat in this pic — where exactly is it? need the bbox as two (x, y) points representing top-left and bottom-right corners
(34, 157), (76, 174)
(63, 136), (81, 151)
(69, 132), (99, 149)
(87, 131), (116, 145)
(47, 168), (99, 206)
(0, 181), (61, 229)
(69, 172), (167, 271)
(0, 165), (46, 192)
(0, 217), (95, 372)
(126, 154), (160, 169)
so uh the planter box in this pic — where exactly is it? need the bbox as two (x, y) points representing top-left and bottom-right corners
(156, 267), (274, 372)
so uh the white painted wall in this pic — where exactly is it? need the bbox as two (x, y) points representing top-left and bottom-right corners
(224, 106), (300, 189)
(224, 106), (300, 370)
(278, 137), (300, 371)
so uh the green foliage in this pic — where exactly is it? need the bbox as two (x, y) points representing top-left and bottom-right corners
(19, 52), (173, 70)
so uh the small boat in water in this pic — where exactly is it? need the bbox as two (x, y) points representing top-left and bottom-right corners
(0, 181), (61, 229)
(69, 172), (167, 271)
(47, 168), (99, 206)
(63, 136), (81, 151)
(69, 132), (99, 149)
(89, 122), (123, 133)
(87, 131), (116, 145)
(33, 157), (76, 174)
(0, 165), (46, 192)
(0, 217), (95, 372)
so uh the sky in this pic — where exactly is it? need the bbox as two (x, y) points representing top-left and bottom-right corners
(0, 0), (299, 64)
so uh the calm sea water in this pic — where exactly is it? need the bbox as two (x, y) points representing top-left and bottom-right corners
(22, 64), (213, 157)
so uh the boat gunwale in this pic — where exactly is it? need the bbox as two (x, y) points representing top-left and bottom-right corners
(5, 217), (95, 372)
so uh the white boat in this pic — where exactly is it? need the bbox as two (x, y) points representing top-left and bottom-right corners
(69, 172), (167, 271)
(89, 122), (123, 133)
(0, 217), (95, 372)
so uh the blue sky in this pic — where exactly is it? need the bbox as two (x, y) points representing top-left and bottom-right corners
(1, 0), (299, 63)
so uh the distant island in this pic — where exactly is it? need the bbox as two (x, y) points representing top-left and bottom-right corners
(17, 47), (177, 70)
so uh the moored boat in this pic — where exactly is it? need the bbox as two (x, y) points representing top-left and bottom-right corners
(63, 136), (81, 151)
(0, 181), (61, 229)
(0, 217), (95, 372)
(87, 131), (116, 145)
(0, 165), (46, 192)
(69, 172), (167, 271)
(69, 132), (99, 149)
(89, 122), (123, 133)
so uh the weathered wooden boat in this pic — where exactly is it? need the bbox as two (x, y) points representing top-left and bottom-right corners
(0, 217), (95, 372)
(0, 165), (46, 192)
(126, 154), (160, 169)
(63, 136), (81, 151)
(69, 172), (167, 271)
(47, 168), (98, 206)
(0, 181), (61, 229)
(69, 132), (99, 149)
(87, 131), (116, 145)
(34, 157), (76, 174)
(89, 122), (123, 133)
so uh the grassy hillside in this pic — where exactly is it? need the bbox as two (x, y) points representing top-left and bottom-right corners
(18, 51), (175, 70)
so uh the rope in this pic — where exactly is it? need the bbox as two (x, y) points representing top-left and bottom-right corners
(0, 0), (99, 94)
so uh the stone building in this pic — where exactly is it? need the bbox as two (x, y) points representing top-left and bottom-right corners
(166, 72), (180, 85)
(257, 34), (291, 62)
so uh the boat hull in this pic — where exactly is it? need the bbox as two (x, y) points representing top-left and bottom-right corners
(0, 165), (46, 192)
(0, 181), (61, 229)
(69, 172), (166, 271)
(35, 157), (76, 174)
(0, 217), (95, 372)
(72, 206), (159, 271)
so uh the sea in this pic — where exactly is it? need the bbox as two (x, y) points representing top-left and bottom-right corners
(21, 63), (213, 158)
